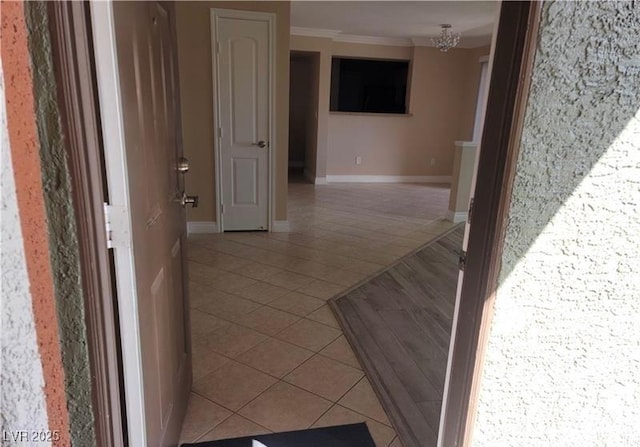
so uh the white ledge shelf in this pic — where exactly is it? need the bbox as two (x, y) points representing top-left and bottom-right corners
(329, 111), (413, 117)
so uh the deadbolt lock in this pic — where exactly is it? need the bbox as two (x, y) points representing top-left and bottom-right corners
(177, 192), (198, 208)
(177, 157), (190, 173)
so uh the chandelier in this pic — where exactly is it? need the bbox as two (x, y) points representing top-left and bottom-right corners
(432, 24), (461, 52)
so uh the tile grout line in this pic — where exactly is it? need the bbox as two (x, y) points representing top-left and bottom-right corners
(192, 301), (340, 342)
(188, 222), (432, 275)
(188, 257), (352, 290)
(190, 280), (344, 327)
(193, 344), (379, 426)
(184, 182), (451, 445)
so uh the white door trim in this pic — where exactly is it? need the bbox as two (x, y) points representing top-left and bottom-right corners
(210, 8), (276, 232)
(437, 5), (500, 446)
(89, 2), (146, 445)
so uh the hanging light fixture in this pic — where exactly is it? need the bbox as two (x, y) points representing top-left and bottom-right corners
(432, 24), (461, 52)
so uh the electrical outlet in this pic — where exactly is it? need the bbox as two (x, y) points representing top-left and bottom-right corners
(430, 158), (436, 166)
(355, 156), (362, 165)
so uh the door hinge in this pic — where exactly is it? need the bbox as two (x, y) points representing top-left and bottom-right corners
(218, 127), (223, 139)
(468, 197), (474, 225)
(221, 203), (224, 214)
(458, 250), (467, 271)
(104, 202), (113, 249)
(103, 203), (131, 249)
(216, 42), (220, 54)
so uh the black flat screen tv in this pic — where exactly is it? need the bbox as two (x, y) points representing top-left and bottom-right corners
(330, 57), (409, 114)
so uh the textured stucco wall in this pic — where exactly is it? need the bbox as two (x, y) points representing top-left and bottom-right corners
(1, 59), (51, 446)
(474, 2), (640, 446)
(23, 2), (96, 445)
(1, 1), (71, 442)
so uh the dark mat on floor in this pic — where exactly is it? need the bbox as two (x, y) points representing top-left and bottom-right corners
(181, 423), (376, 447)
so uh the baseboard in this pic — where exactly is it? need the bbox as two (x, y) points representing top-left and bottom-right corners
(447, 211), (468, 223)
(187, 221), (218, 234)
(303, 168), (327, 185)
(325, 175), (452, 184)
(303, 168), (315, 184)
(272, 220), (290, 232)
(188, 220), (291, 233)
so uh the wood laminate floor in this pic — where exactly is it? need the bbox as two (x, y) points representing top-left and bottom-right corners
(331, 225), (464, 447)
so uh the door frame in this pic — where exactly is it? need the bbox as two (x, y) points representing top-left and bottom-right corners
(289, 50), (321, 184)
(46, 0), (540, 444)
(48, 2), (125, 445)
(439, 1), (543, 446)
(210, 8), (276, 232)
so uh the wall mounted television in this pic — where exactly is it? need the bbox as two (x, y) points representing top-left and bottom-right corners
(330, 57), (409, 114)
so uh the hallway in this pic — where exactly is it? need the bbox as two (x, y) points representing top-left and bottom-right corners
(180, 182), (455, 446)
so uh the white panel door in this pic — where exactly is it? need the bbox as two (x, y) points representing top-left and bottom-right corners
(214, 12), (271, 231)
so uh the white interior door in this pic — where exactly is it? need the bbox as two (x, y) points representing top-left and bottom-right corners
(212, 10), (272, 231)
(92, 2), (191, 445)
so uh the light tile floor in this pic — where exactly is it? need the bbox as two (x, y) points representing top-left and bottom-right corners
(179, 181), (455, 446)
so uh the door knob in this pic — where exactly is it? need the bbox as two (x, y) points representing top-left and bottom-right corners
(177, 157), (189, 173)
(253, 140), (268, 148)
(177, 192), (198, 208)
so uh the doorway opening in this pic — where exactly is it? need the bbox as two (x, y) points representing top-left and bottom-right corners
(288, 51), (320, 184)
(60, 1), (538, 446)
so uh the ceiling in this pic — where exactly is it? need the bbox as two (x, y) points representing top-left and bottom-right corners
(291, 1), (499, 47)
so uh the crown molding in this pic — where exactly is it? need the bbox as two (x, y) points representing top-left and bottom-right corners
(290, 26), (340, 39)
(333, 34), (413, 47)
(291, 27), (411, 46)
(412, 34), (492, 49)
(411, 36), (433, 47)
(291, 26), (491, 49)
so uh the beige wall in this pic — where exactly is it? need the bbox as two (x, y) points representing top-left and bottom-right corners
(333, 41), (413, 60)
(175, 1), (290, 223)
(291, 35), (489, 178)
(328, 44), (488, 176)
